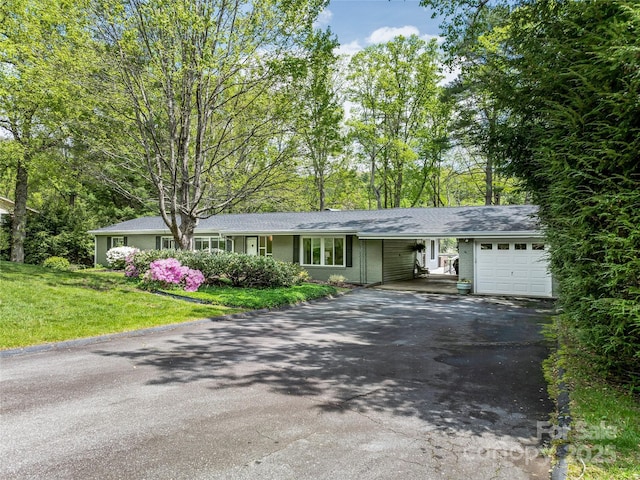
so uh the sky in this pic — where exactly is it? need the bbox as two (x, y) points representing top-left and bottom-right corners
(317, 0), (444, 56)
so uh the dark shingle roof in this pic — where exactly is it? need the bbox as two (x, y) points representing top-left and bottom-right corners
(90, 205), (541, 238)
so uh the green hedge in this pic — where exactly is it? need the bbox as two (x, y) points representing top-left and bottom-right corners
(126, 249), (309, 288)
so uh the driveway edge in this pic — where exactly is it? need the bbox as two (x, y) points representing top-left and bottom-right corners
(0, 288), (357, 358)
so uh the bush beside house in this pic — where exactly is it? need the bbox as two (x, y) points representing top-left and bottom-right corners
(115, 248), (309, 290)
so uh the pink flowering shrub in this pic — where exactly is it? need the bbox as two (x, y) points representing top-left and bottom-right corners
(142, 258), (205, 292)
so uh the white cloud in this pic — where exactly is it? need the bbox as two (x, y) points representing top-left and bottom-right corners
(366, 25), (420, 44)
(315, 8), (333, 28)
(336, 40), (363, 57)
(421, 33), (444, 44)
(439, 64), (461, 86)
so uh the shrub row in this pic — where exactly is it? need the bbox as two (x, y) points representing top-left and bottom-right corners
(121, 249), (309, 289)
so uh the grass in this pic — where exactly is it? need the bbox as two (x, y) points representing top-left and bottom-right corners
(546, 320), (640, 479)
(167, 283), (340, 309)
(0, 261), (338, 350)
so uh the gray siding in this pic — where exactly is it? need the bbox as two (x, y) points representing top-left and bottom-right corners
(382, 239), (415, 283)
(361, 239), (383, 284)
(95, 235), (109, 266)
(457, 238), (474, 289)
(273, 236), (294, 262)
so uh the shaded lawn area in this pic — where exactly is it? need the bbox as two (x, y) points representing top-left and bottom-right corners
(0, 262), (238, 349)
(170, 283), (340, 309)
(545, 320), (640, 479)
(0, 262), (340, 350)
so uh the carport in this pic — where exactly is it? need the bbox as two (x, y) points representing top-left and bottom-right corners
(358, 205), (553, 297)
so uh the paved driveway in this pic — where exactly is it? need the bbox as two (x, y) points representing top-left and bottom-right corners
(1, 290), (554, 479)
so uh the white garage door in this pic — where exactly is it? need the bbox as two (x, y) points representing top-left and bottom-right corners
(475, 239), (552, 297)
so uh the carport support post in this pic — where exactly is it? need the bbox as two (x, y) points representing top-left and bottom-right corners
(457, 239), (474, 287)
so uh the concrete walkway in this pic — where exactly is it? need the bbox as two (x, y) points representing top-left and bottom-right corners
(376, 274), (459, 294)
(1, 289), (554, 479)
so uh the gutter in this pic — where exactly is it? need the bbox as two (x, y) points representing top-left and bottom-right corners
(357, 231), (544, 240)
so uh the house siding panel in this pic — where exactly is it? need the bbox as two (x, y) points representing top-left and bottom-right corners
(362, 239), (383, 284)
(273, 235), (293, 262)
(457, 238), (474, 287)
(382, 240), (415, 283)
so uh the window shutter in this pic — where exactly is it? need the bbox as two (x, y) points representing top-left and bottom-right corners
(156, 236), (161, 250)
(346, 235), (353, 268)
(293, 235), (300, 263)
(107, 237), (112, 249)
(123, 237), (128, 246)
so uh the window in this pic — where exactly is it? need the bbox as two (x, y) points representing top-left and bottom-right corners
(194, 236), (228, 252)
(498, 243), (510, 250)
(111, 236), (125, 248)
(301, 237), (345, 267)
(532, 243), (545, 251)
(161, 236), (176, 250)
(480, 243), (493, 250)
(259, 236), (273, 257)
(515, 243), (527, 250)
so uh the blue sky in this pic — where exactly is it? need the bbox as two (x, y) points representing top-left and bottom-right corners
(317, 0), (443, 55)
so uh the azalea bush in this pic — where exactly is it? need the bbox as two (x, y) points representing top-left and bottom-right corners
(124, 249), (308, 289)
(141, 257), (205, 292)
(106, 246), (139, 270)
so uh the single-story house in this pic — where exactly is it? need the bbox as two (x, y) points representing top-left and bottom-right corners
(90, 205), (554, 297)
(0, 196), (39, 225)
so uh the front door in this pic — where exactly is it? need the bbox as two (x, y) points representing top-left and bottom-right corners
(246, 236), (258, 256)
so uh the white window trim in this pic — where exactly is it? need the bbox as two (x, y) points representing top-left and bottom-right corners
(300, 236), (346, 267)
(193, 235), (229, 252)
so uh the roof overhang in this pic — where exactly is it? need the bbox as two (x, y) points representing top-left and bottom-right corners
(91, 228), (543, 239)
(357, 230), (543, 240)
(89, 229), (171, 236)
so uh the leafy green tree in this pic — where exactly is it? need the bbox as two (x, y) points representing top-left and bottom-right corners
(293, 29), (345, 211)
(93, 0), (327, 249)
(0, 0), (92, 262)
(347, 35), (443, 209)
(507, 0), (640, 385)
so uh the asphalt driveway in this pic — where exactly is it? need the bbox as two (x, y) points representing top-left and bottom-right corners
(1, 289), (554, 479)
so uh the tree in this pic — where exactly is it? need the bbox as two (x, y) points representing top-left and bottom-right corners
(347, 35), (443, 209)
(293, 28), (345, 211)
(423, 0), (640, 388)
(507, 0), (640, 385)
(0, 0), (91, 262)
(93, 0), (327, 250)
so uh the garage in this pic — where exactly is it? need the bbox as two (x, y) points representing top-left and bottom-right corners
(475, 238), (552, 297)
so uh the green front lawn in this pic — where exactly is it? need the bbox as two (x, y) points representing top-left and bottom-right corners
(546, 321), (640, 479)
(0, 261), (337, 349)
(169, 283), (339, 309)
